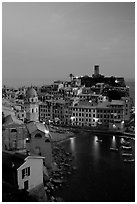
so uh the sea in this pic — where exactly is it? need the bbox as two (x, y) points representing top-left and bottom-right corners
(55, 134), (135, 202)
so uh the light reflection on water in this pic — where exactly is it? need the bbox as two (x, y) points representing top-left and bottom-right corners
(93, 136), (99, 161)
(57, 134), (135, 202)
(111, 135), (116, 148)
(70, 137), (75, 152)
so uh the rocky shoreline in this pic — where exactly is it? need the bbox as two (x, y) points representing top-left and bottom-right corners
(44, 143), (76, 202)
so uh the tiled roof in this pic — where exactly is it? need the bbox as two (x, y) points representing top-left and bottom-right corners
(110, 100), (124, 105)
(74, 101), (97, 108)
(26, 122), (49, 135)
(3, 114), (23, 125)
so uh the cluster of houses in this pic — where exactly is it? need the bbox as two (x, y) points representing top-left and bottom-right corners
(2, 65), (133, 198)
(2, 87), (53, 200)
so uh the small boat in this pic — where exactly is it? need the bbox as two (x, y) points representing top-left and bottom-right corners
(120, 138), (130, 145)
(123, 159), (135, 163)
(96, 139), (103, 143)
(121, 146), (132, 150)
(110, 147), (118, 151)
(122, 153), (133, 157)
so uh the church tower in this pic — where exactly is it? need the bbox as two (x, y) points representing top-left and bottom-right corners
(24, 87), (39, 122)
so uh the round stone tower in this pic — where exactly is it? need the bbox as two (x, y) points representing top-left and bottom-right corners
(24, 87), (39, 122)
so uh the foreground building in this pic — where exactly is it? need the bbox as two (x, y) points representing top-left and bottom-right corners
(26, 121), (52, 168)
(2, 151), (47, 201)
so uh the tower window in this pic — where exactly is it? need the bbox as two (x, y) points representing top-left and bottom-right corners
(35, 133), (42, 138)
(32, 109), (34, 113)
(11, 128), (17, 132)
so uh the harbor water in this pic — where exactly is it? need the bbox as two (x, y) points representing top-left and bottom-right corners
(55, 132), (135, 202)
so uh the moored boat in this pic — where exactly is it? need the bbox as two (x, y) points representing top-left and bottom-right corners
(110, 147), (118, 151)
(121, 146), (132, 150)
(120, 138), (130, 145)
(96, 139), (103, 143)
(122, 153), (133, 157)
(123, 159), (135, 162)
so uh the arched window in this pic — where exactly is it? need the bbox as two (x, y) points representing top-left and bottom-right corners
(32, 109), (34, 113)
(45, 138), (50, 142)
(35, 133), (42, 138)
(11, 128), (17, 132)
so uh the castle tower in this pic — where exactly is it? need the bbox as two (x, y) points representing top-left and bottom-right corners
(24, 87), (39, 122)
(94, 65), (99, 76)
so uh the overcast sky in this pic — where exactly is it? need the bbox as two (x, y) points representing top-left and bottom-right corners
(2, 2), (135, 86)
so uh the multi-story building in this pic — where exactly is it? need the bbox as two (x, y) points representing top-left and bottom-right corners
(39, 98), (71, 125)
(70, 97), (131, 131)
(70, 101), (97, 127)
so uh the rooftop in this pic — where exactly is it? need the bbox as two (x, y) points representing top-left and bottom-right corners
(26, 121), (49, 136)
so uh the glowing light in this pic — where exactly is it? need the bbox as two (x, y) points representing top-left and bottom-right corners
(94, 136), (98, 142)
(71, 116), (75, 121)
(112, 136), (115, 141)
(45, 129), (49, 134)
(94, 118), (99, 122)
(113, 124), (116, 128)
(115, 79), (118, 83)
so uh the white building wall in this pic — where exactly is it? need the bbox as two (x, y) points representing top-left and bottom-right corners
(17, 158), (43, 191)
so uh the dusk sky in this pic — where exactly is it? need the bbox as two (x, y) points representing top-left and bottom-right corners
(2, 2), (135, 87)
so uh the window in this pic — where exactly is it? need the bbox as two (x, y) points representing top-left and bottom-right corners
(32, 109), (34, 113)
(22, 167), (30, 179)
(11, 128), (17, 133)
(35, 133), (42, 138)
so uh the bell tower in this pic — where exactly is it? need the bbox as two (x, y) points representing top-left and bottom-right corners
(24, 87), (39, 122)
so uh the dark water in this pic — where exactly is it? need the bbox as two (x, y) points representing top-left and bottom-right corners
(55, 133), (135, 202)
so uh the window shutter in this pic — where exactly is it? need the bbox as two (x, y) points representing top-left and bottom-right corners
(22, 169), (25, 179)
(28, 167), (30, 176)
